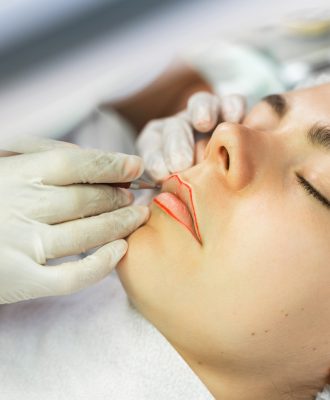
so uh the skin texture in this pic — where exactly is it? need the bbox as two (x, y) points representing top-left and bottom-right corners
(117, 84), (330, 400)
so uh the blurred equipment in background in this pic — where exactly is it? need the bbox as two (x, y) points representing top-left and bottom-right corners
(0, 0), (176, 83)
(0, 0), (329, 141)
(183, 7), (330, 108)
(238, 8), (330, 89)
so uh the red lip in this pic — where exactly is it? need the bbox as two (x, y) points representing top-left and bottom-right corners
(153, 174), (202, 243)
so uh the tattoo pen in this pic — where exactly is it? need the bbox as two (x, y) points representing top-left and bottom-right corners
(110, 178), (161, 190)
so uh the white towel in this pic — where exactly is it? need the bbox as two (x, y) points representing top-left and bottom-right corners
(0, 272), (214, 400)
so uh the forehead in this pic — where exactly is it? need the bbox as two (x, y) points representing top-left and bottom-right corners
(285, 84), (330, 124)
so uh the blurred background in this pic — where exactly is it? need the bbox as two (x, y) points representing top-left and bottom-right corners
(0, 0), (329, 140)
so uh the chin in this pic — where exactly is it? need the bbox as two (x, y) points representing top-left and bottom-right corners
(117, 203), (162, 274)
(116, 203), (199, 325)
(116, 220), (155, 309)
(116, 203), (177, 317)
(117, 224), (145, 268)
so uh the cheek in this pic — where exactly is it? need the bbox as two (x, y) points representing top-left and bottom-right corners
(200, 200), (328, 345)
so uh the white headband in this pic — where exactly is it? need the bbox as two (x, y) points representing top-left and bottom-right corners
(294, 73), (330, 89)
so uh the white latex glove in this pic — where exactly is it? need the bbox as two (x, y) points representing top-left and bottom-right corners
(137, 91), (246, 181)
(0, 137), (150, 304)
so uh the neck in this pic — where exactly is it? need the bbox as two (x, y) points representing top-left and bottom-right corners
(174, 348), (325, 400)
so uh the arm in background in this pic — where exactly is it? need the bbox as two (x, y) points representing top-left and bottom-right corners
(105, 62), (212, 133)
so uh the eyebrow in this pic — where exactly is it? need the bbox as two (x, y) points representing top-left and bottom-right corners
(261, 94), (287, 118)
(307, 123), (330, 151)
(262, 93), (330, 152)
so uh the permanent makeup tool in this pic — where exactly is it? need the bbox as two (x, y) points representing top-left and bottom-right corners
(110, 178), (161, 190)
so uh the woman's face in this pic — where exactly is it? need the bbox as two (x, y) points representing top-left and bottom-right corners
(117, 84), (330, 389)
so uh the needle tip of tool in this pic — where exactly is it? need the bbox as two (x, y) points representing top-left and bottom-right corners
(138, 181), (161, 190)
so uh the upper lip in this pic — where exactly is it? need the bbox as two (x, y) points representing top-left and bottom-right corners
(161, 174), (202, 243)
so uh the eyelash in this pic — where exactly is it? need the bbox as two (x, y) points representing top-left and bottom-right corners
(296, 174), (330, 209)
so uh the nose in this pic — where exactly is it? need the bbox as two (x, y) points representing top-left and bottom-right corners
(204, 122), (260, 191)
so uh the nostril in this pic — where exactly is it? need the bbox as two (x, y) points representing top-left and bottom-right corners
(219, 146), (230, 170)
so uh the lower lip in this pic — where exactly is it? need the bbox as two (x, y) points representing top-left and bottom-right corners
(153, 192), (197, 240)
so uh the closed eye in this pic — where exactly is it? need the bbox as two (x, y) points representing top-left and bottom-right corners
(296, 174), (330, 210)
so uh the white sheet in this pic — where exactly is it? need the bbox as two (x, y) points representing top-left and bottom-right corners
(0, 273), (214, 399)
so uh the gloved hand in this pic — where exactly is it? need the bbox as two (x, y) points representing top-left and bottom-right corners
(0, 137), (149, 304)
(137, 91), (246, 181)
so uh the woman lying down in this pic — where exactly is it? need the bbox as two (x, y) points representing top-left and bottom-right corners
(1, 78), (330, 400)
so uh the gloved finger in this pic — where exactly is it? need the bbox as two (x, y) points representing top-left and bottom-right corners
(194, 138), (210, 164)
(9, 148), (144, 185)
(141, 149), (169, 182)
(187, 92), (220, 133)
(133, 189), (157, 206)
(40, 239), (128, 296)
(162, 115), (194, 173)
(43, 205), (149, 259)
(221, 94), (246, 123)
(0, 136), (79, 154)
(30, 183), (133, 224)
(137, 120), (170, 181)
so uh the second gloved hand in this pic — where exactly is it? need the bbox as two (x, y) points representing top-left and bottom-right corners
(137, 91), (246, 181)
